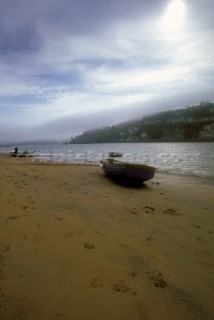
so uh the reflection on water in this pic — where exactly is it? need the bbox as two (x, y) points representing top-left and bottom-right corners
(1, 142), (214, 178)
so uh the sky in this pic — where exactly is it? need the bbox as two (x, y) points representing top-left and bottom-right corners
(0, 0), (214, 143)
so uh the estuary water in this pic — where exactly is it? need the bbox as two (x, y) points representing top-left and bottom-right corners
(1, 142), (214, 178)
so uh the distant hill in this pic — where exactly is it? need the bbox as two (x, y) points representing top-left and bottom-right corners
(70, 102), (214, 143)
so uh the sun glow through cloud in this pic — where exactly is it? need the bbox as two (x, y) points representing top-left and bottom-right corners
(161, 0), (186, 32)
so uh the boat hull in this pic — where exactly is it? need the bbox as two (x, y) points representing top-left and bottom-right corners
(100, 159), (155, 182)
(125, 163), (155, 181)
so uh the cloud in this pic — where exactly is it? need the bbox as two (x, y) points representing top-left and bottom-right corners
(1, 86), (213, 145)
(0, 0), (214, 143)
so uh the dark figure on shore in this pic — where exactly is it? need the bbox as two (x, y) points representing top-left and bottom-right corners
(14, 147), (18, 155)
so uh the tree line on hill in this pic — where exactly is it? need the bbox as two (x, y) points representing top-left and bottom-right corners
(70, 101), (214, 143)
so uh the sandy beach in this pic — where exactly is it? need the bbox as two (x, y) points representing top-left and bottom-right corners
(0, 154), (213, 320)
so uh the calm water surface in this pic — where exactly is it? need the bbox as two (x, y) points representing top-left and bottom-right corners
(1, 142), (214, 178)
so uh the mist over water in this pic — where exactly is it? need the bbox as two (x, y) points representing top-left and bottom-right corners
(1, 142), (213, 178)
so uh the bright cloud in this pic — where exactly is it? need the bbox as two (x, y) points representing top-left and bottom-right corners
(160, 0), (186, 32)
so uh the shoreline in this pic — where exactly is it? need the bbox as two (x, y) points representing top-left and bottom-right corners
(1, 152), (213, 180)
(0, 154), (213, 319)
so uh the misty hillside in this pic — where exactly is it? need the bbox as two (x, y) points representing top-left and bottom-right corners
(70, 102), (214, 143)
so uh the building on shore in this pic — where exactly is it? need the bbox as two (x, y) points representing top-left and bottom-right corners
(199, 123), (214, 140)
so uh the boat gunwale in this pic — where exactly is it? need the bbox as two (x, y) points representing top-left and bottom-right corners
(101, 159), (156, 170)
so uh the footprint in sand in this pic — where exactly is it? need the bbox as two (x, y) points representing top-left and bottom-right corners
(0, 293), (8, 315)
(84, 243), (95, 250)
(190, 224), (201, 228)
(145, 206), (155, 211)
(0, 243), (10, 252)
(130, 209), (139, 215)
(94, 230), (105, 236)
(147, 271), (168, 288)
(56, 217), (63, 221)
(8, 216), (18, 220)
(126, 269), (138, 277)
(144, 206), (155, 214)
(0, 244), (10, 279)
(164, 208), (181, 216)
(90, 278), (103, 288)
(112, 280), (130, 292)
(146, 236), (154, 245)
(195, 237), (204, 242)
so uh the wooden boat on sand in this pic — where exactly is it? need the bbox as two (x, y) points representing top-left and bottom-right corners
(108, 152), (122, 158)
(10, 151), (34, 158)
(100, 159), (155, 182)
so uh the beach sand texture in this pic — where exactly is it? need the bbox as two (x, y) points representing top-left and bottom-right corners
(0, 154), (213, 320)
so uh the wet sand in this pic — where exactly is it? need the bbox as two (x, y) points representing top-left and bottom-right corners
(0, 154), (214, 320)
